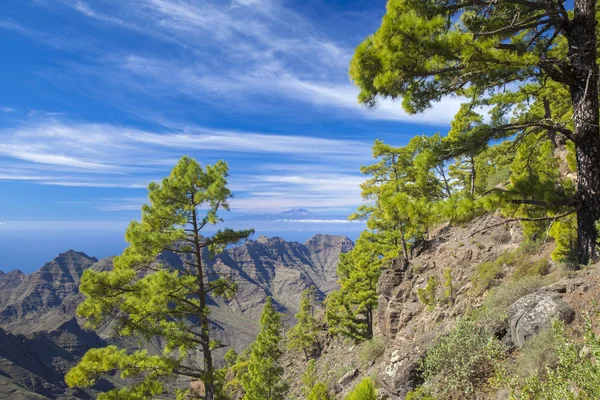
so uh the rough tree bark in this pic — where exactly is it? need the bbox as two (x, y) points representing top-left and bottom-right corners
(567, 0), (600, 265)
(192, 205), (215, 400)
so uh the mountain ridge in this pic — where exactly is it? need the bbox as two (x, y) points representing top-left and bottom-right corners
(0, 233), (353, 399)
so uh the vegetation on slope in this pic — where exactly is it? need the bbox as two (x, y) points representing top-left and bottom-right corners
(65, 1), (600, 398)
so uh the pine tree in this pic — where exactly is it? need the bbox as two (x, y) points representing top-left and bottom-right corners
(326, 231), (384, 341)
(242, 297), (287, 400)
(301, 359), (318, 396)
(353, 137), (443, 262)
(223, 347), (251, 399)
(345, 378), (377, 400)
(302, 360), (332, 400)
(287, 287), (320, 360)
(442, 268), (454, 304)
(350, 0), (600, 264)
(308, 382), (333, 400)
(65, 157), (253, 400)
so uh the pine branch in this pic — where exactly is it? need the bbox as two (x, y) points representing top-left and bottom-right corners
(465, 209), (576, 238)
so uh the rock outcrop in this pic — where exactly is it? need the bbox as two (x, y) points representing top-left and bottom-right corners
(508, 291), (575, 348)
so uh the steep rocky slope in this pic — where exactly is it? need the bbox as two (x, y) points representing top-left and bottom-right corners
(284, 215), (599, 399)
(0, 234), (352, 399)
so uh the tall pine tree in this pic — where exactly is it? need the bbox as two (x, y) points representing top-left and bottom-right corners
(242, 297), (287, 400)
(287, 287), (320, 360)
(65, 157), (253, 400)
(326, 231), (384, 341)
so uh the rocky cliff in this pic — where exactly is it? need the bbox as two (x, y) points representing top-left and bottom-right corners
(283, 215), (598, 399)
(0, 234), (353, 399)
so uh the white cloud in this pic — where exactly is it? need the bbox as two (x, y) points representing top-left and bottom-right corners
(0, 118), (370, 212)
(20, 0), (461, 124)
(275, 219), (362, 224)
(128, 128), (368, 158)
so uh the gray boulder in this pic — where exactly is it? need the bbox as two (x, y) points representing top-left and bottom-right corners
(508, 291), (575, 348)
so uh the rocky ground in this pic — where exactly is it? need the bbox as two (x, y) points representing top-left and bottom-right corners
(283, 214), (600, 399)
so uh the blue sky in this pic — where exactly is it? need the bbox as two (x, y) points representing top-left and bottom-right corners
(0, 0), (460, 271)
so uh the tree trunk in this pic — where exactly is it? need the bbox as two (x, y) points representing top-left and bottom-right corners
(568, 0), (600, 265)
(192, 206), (215, 400)
(575, 135), (600, 264)
(469, 155), (476, 196)
(366, 306), (373, 339)
(399, 224), (409, 261)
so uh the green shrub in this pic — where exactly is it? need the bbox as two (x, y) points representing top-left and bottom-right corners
(471, 248), (544, 294)
(417, 276), (438, 310)
(302, 359), (318, 396)
(512, 259), (550, 280)
(513, 328), (558, 382)
(548, 215), (578, 264)
(420, 318), (506, 399)
(345, 378), (377, 400)
(308, 382), (333, 400)
(513, 317), (600, 399)
(442, 268), (455, 304)
(405, 386), (435, 400)
(411, 263), (423, 274)
(471, 260), (504, 294)
(359, 338), (385, 367)
(483, 276), (547, 319)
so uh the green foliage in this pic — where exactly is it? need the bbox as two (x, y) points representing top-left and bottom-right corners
(442, 268), (455, 304)
(352, 137), (445, 260)
(242, 297), (287, 400)
(566, 140), (577, 173)
(302, 361), (332, 400)
(345, 378), (377, 400)
(417, 276), (438, 310)
(482, 276), (548, 322)
(302, 359), (318, 396)
(471, 260), (504, 294)
(405, 386), (435, 400)
(512, 259), (550, 280)
(359, 338), (385, 367)
(514, 329), (558, 383)
(421, 318), (506, 399)
(67, 157), (253, 400)
(223, 347), (251, 399)
(65, 346), (176, 400)
(307, 382), (332, 400)
(223, 349), (238, 367)
(512, 317), (600, 399)
(549, 215), (578, 264)
(470, 249), (530, 294)
(287, 288), (320, 359)
(349, 0), (600, 263)
(325, 231), (383, 341)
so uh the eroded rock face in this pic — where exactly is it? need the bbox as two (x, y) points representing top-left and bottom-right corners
(508, 291), (575, 348)
(375, 216), (527, 398)
(377, 258), (418, 342)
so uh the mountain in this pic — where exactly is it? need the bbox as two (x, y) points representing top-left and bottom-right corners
(0, 234), (352, 399)
(233, 207), (316, 221)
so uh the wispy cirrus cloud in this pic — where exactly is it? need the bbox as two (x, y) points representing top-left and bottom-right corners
(0, 117), (369, 211)
(13, 0), (460, 124)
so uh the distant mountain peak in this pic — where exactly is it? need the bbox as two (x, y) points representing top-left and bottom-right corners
(280, 207), (312, 215)
(57, 250), (98, 261)
(233, 207), (315, 221)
